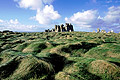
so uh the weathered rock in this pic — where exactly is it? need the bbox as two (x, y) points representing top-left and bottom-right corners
(97, 28), (100, 33)
(101, 30), (106, 33)
(45, 23), (74, 32)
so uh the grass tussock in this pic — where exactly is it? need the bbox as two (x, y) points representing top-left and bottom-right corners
(55, 57), (101, 80)
(22, 42), (47, 53)
(14, 42), (31, 52)
(0, 56), (19, 79)
(8, 55), (54, 80)
(84, 43), (120, 61)
(88, 60), (120, 79)
(50, 42), (98, 57)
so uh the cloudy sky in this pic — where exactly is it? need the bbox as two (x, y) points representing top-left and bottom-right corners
(0, 0), (120, 32)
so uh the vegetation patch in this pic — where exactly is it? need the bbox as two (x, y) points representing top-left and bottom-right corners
(0, 32), (120, 80)
(22, 42), (47, 53)
(88, 60), (120, 79)
(6, 55), (55, 80)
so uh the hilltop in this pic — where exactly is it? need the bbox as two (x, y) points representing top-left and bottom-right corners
(0, 31), (120, 80)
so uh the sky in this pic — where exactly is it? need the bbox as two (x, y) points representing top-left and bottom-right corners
(0, 0), (120, 32)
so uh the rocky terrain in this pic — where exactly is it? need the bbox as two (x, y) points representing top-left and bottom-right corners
(0, 31), (120, 80)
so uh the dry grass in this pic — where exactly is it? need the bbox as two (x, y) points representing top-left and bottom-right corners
(14, 42), (31, 52)
(55, 72), (71, 80)
(106, 51), (120, 59)
(8, 55), (54, 80)
(22, 42), (47, 53)
(88, 60), (120, 78)
(0, 53), (13, 64)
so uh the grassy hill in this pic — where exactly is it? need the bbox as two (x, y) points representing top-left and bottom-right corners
(0, 31), (120, 80)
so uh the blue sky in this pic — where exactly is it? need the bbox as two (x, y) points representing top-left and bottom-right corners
(0, 0), (120, 32)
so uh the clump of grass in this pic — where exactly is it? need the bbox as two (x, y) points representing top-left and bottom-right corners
(84, 43), (120, 61)
(8, 55), (54, 80)
(100, 43), (120, 49)
(1, 44), (13, 50)
(0, 52), (14, 64)
(14, 42), (31, 52)
(55, 72), (71, 80)
(88, 60), (120, 79)
(36, 52), (52, 58)
(50, 42), (98, 57)
(0, 56), (19, 79)
(55, 57), (100, 80)
(22, 42), (47, 53)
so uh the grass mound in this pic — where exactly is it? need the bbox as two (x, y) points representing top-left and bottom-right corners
(99, 43), (120, 49)
(14, 42), (31, 52)
(0, 56), (19, 79)
(36, 52), (52, 58)
(84, 43), (120, 62)
(0, 49), (30, 57)
(55, 57), (101, 80)
(0, 52), (14, 64)
(55, 72), (71, 80)
(22, 42), (47, 53)
(88, 60), (120, 79)
(8, 55), (54, 80)
(45, 41), (58, 47)
(50, 42), (98, 57)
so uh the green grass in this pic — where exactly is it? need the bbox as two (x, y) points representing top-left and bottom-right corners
(88, 60), (120, 80)
(55, 57), (100, 80)
(14, 42), (31, 52)
(3, 55), (54, 80)
(0, 32), (120, 80)
(84, 43), (120, 61)
(22, 42), (47, 53)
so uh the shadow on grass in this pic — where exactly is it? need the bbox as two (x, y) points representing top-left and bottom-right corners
(109, 61), (120, 67)
(0, 56), (20, 79)
(61, 42), (99, 53)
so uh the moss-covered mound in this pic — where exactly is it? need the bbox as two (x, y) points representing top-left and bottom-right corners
(0, 54), (55, 80)
(55, 57), (101, 80)
(22, 42), (47, 53)
(50, 42), (98, 57)
(88, 60), (120, 79)
(84, 43), (120, 63)
(14, 42), (31, 52)
(9, 55), (54, 80)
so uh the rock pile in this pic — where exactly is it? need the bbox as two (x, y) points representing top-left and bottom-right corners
(95, 28), (114, 33)
(45, 23), (74, 32)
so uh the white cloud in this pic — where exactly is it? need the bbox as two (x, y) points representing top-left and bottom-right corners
(91, 6), (120, 32)
(35, 5), (61, 24)
(0, 19), (4, 23)
(9, 19), (19, 24)
(14, 0), (54, 10)
(14, 0), (60, 25)
(0, 19), (45, 32)
(103, 6), (120, 24)
(65, 10), (98, 27)
(65, 6), (120, 32)
(0, 24), (41, 32)
(16, 0), (44, 10)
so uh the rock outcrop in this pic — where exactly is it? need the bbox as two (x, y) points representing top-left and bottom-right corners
(45, 23), (74, 32)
